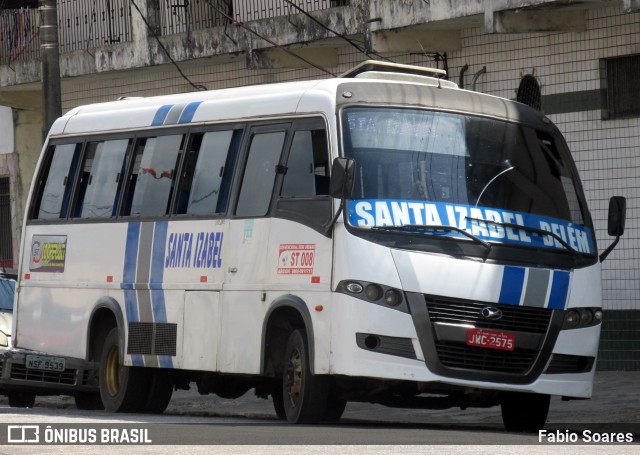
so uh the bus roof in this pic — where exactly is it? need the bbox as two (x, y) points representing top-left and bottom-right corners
(52, 62), (548, 137)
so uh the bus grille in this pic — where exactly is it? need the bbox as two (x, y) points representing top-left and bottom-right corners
(426, 296), (552, 334)
(10, 364), (77, 385)
(128, 322), (177, 357)
(433, 342), (537, 374)
(425, 296), (553, 374)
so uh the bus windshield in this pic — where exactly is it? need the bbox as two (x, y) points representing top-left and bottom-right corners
(341, 107), (595, 256)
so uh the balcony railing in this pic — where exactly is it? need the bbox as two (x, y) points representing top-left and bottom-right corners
(0, 8), (40, 65)
(160, 0), (229, 36)
(0, 0), (348, 65)
(234, 0), (347, 23)
(58, 0), (132, 53)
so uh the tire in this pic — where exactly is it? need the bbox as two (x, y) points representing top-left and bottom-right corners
(282, 329), (329, 423)
(7, 391), (35, 408)
(271, 380), (286, 420)
(142, 369), (174, 414)
(74, 392), (104, 410)
(323, 393), (347, 423)
(501, 392), (550, 432)
(99, 327), (149, 412)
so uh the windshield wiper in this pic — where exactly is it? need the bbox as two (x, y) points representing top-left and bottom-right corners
(371, 224), (492, 258)
(465, 216), (585, 263)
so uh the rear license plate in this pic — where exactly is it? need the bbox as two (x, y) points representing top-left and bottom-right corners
(466, 328), (515, 351)
(25, 355), (65, 372)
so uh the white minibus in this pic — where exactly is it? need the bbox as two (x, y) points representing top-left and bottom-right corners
(5, 61), (625, 431)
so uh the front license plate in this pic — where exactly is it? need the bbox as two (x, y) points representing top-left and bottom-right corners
(25, 355), (65, 372)
(466, 328), (515, 351)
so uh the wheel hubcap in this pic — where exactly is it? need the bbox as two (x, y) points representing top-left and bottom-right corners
(105, 346), (121, 397)
(285, 347), (303, 407)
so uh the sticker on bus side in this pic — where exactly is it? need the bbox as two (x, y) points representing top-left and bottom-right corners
(29, 235), (67, 273)
(164, 231), (224, 269)
(277, 244), (315, 275)
(347, 199), (595, 254)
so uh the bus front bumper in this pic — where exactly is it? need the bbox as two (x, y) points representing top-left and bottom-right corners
(0, 348), (99, 396)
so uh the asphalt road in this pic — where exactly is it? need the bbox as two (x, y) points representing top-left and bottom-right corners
(0, 371), (637, 453)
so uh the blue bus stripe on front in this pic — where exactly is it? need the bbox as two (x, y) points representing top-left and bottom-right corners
(499, 266), (525, 305)
(178, 101), (203, 123)
(548, 271), (571, 309)
(151, 104), (173, 126)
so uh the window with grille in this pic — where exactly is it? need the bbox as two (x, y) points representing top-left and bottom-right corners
(601, 54), (640, 120)
(516, 75), (541, 111)
(0, 177), (13, 269)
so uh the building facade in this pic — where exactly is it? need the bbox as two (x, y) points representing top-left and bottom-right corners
(0, 0), (638, 369)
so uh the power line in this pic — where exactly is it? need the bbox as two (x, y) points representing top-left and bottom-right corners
(283, 0), (393, 63)
(204, 0), (337, 77)
(129, 0), (207, 91)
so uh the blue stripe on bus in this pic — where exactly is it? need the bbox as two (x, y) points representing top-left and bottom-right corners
(151, 221), (173, 368)
(151, 104), (174, 126)
(498, 266), (525, 305)
(548, 270), (571, 309)
(123, 222), (140, 322)
(150, 221), (168, 323)
(178, 101), (203, 123)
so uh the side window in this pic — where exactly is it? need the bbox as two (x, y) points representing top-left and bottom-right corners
(31, 143), (83, 220)
(124, 135), (184, 217)
(235, 131), (286, 217)
(281, 129), (329, 198)
(176, 129), (241, 216)
(75, 139), (130, 218)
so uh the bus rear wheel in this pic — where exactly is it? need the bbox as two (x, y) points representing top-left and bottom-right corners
(281, 329), (329, 423)
(142, 369), (174, 414)
(99, 327), (148, 412)
(501, 392), (550, 432)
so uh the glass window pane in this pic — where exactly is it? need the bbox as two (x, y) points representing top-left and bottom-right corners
(79, 139), (129, 218)
(187, 131), (233, 215)
(128, 135), (183, 217)
(235, 131), (285, 217)
(37, 144), (82, 219)
(281, 129), (329, 198)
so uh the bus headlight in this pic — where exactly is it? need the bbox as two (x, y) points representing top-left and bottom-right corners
(384, 289), (403, 307)
(344, 281), (364, 294)
(365, 284), (383, 301)
(0, 331), (8, 347)
(337, 280), (407, 313)
(562, 308), (601, 330)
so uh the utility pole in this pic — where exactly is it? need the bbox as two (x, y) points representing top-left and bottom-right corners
(40, 0), (61, 142)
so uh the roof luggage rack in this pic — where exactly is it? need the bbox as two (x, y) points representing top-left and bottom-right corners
(340, 60), (447, 79)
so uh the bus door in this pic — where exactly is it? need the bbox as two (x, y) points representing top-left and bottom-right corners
(169, 128), (242, 371)
(267, 118), (334, 292)
(219, 124), (289, 373)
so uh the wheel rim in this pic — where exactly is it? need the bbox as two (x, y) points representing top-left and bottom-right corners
(105, 346), (121, 397)
(284, 347), (303, 408)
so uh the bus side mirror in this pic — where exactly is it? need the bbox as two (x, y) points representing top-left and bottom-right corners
(607, 196), (626, 237)
(329, 157), (355, 199)
(600, 196), (626, 262)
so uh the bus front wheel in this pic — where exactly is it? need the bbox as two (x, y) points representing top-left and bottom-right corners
(7, 391), (35, 408)
(501, 392), (550, 432)
(281, 329), (329, 423)
(99, 327), (148, 412)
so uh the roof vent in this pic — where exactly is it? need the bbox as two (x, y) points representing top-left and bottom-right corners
(341, 60), (456, 88)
